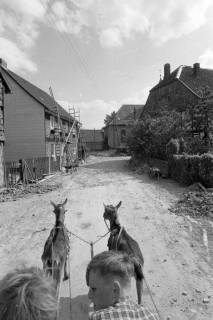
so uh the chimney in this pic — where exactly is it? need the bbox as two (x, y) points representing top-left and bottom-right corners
(164, 63), (170, 79)
(193, 62), (200, 76)
(0, 58), (7, 69)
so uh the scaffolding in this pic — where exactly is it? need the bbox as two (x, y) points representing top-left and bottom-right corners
(63, 106), (81, 166)
(49, 87), (80, 168)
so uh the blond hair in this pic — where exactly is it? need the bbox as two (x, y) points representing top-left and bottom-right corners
(86, 250), (134, 285)
(0, 266), (58, 320)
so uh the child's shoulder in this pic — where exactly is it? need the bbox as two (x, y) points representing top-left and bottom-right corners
(89, 306), (116, 320)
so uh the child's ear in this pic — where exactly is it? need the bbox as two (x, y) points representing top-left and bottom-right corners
(113, 281), (121, 302)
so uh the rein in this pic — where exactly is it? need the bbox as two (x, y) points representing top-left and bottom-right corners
(104, 218), (110, 231)
(104, 218), (123, 250)
(115, 226), (123, 250)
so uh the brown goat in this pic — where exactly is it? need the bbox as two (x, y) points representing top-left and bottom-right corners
(103, 201), (144, 304)
(149, 166), (161, 179)
(41, 199), (69, 297)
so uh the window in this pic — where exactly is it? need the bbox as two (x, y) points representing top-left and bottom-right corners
(50, 116), (54, 129)
(50, 143), (55, 157)
(121, 129), (126, 143)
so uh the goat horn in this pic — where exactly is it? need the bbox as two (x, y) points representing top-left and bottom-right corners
(62, 198), (68, 206)
(116, 201), (122, 209)
(50, 201), (56, 208)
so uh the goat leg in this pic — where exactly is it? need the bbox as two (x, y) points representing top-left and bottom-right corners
(136, 279), (143, 304)
(63, 258), (69, 281)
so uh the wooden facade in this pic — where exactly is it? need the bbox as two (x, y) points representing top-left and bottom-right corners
(0, 60), (78, 164)
(0, 73), (11, 187)
(3, 71), (46, 161)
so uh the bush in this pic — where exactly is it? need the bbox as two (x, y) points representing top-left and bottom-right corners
(166, 138), (180, 158)
(179, 137), (187, 154)
(168, 153), (213, 187)
(128, 111), (184, 160)
(199, 153), (213, 187)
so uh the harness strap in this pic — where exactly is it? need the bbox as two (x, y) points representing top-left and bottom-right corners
(104, 219), (110, 231)
(115, 226), (123, 250)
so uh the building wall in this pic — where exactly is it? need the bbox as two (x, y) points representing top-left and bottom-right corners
(3, 72), (46, 161)
(107, 124), (132, 148)
(0, 143), (3, 187)
(80, 129), (104, 150)
(144, 80), (198, 115)
(0, 80), (4, 187)
(44, 115), (79, 165)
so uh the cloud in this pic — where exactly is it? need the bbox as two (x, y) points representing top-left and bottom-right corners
(59, 99), (117, 129)
(121, 87), (150, 105)
(50, 1), (90, 34)
(0, 37), (37, 73)
(0, 0), (48, 72)
(1, 0), (212, 73)
(58, 87), (149, 129)
(1, 0), (46, 19)
(100, 28), (123, 47)
(48, 0), (213, 47)
(199, 49), (213, 69)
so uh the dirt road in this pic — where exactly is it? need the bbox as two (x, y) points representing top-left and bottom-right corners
(0, 155), (212, 320)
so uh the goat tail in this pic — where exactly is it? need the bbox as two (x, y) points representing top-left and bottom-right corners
(130, 256), (144, 280)
(132, 258), (144, 304)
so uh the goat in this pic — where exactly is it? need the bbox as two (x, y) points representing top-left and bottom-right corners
(149, 166), (161, 179)
(41, 199), (69, 297)
(103, 201), (144, 304)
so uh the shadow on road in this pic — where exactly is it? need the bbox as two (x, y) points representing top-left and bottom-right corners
(84, 157), (131, 173)
(84, 156), (186, 199)
(59, 295), (90, 320)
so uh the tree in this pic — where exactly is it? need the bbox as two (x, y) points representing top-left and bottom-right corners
(104, 111), (116, 125)
(188, 87), (213, 147)
(127, 110), (185, 160)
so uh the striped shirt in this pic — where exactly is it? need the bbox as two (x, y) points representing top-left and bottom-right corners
(89, 297), (159, 320)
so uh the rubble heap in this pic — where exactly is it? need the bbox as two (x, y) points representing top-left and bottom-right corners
(169, 183), (213, 220)
(0, 182), (61, 202)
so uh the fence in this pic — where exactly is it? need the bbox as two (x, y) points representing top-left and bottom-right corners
(4, 156), (60, 187)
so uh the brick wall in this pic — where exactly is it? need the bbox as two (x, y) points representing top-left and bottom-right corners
(144, 80), (198, 114)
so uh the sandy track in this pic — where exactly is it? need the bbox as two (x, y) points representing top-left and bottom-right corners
(0, 155), (212, 320)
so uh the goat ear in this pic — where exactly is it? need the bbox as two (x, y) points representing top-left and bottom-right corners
(116, 201), (122, 209)
(62, 198), (68, 206)
(50, 201), (56, 209)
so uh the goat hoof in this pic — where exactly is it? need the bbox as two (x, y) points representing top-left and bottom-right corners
(63, 275), (69, 281)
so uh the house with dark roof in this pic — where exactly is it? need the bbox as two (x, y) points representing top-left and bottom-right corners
(141, 62), (213, 117)
(103, 104), (143, 149)
(0, 58), (78, 163)
(0, 74), (11, 186)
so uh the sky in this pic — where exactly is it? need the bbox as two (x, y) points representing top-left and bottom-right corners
(1, 0), (213, 129)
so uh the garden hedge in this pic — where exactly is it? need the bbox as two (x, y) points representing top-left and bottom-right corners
(168, 153), (213, 187)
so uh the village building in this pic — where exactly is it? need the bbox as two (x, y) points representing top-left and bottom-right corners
(103, 104), (143, 149)
(141, 62), (213, 117)
(80, 129), (104, 151)
(0, 59), (79, 165)
(0, 73), (11, 187)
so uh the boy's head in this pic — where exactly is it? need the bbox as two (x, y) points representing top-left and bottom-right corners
(0, 266), (58, 320)
(86, 251), (134, 311)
